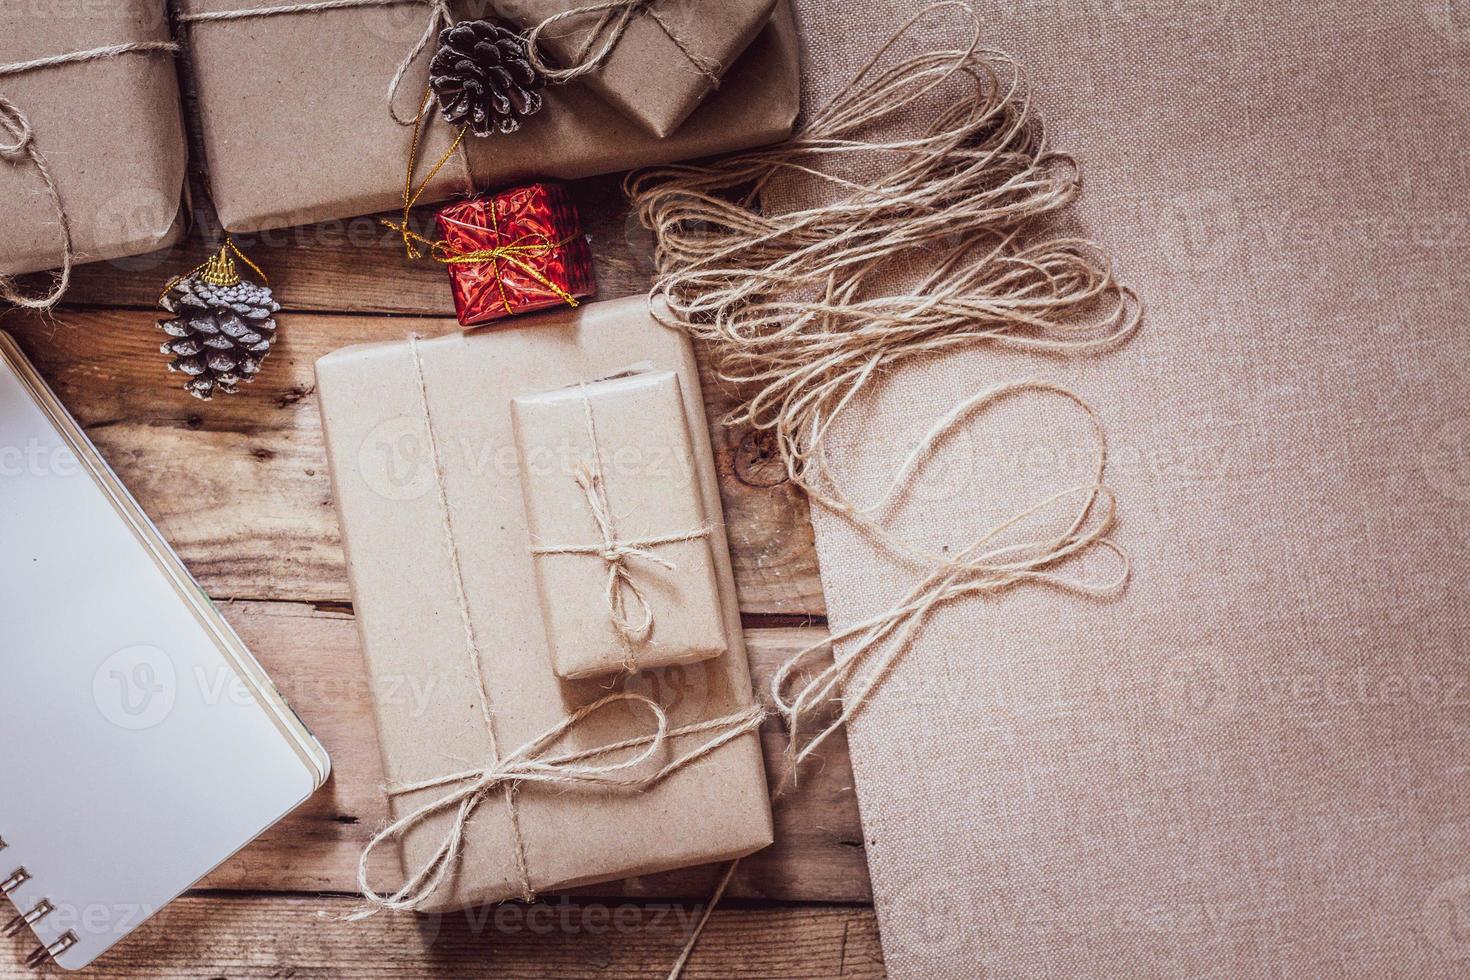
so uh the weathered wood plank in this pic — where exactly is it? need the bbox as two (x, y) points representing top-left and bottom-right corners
(195, 602), (868, 904)
(3, 894), (884, 979)
(0, 309), (824, 614)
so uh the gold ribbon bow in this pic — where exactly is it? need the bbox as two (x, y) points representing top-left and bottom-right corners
(431, 213), (581, 316)
(391, 219), (582, 317)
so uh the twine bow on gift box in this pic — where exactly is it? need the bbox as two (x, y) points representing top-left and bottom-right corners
(527, 383), (712, 670)
(0, 40), (178, 309)
(523, 0), (723, 87)
(353, 691), (764, 917)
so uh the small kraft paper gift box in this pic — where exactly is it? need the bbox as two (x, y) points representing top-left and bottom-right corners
(176, 0), (799, 234)
(436, 183), (596, 327)
(500, 0), (778, 138)
(315, 296), (771, 913)
(0, 1), (187, 279)
(513, 370), (728, 679)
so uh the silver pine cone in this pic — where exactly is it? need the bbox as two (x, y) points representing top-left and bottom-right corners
(158, 266), (279, 401)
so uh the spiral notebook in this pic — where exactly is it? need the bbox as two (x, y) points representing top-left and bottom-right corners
(0, 333), (329, 971)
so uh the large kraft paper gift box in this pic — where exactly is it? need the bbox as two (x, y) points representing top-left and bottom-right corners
(498, 0), (777, 138)
(178, 0), (798, 233)
(314, 296), (771, 910)
(0, 1), (187, 277)
(775, 1), (1470, 978)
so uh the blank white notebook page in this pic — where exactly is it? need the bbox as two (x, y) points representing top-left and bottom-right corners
(0, 350), (319, 970)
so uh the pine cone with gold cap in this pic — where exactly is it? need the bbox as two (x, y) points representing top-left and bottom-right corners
(157, 245), (280, 401)
(429, 19), (545, 137)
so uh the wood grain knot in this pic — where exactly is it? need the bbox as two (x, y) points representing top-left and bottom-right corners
(732, 428), (788, 489)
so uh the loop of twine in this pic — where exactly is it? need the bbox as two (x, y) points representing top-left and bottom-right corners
(528, 384), (712, 671)
(379, 88), (469, 260)
(0, 94), (34, 159)
(769, 379), (1129, 779)
(353, 690), (764, 918)
(0, 39), (179, 310)
(525, 0), (722, 86)
(353, 337), (760, 919)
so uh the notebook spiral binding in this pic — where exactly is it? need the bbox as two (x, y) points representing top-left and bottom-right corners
(0, 838), (79, 970)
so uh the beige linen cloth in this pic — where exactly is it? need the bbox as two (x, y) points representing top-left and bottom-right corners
(777, 1), (1470, 976)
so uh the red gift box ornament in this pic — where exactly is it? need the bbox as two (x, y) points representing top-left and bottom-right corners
(432, 183), (596, 326)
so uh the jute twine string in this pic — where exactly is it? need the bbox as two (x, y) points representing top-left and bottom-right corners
(528, 384), (712, 671)
(355, 690), (764, 918)
(625, 1), (1140, 496)
(0, 40), (179, 310)
(174, 0), (452, 126)
(404, 333), (534, 904)
(770, 379), (1128, 775)
(525, 0), (722, 87)
(630, 6), (1139, 973)
(349, 336), (764, 918)
(662, 385), (1127, 980)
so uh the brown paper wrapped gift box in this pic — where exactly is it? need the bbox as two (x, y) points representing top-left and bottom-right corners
(0, 2), (187, 277)
(514, 371), (730, 680)
(178, 0), (799, 234)
(500, 0), (778, 138)
(315, 297), (771, 911)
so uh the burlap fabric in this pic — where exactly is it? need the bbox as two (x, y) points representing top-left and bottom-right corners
(777, 1), (1470, 976)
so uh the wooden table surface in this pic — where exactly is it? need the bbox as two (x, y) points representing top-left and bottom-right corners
(0, 175), (885, 978)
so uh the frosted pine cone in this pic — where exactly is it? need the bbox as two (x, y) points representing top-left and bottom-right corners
(158, 248), (279, 401)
